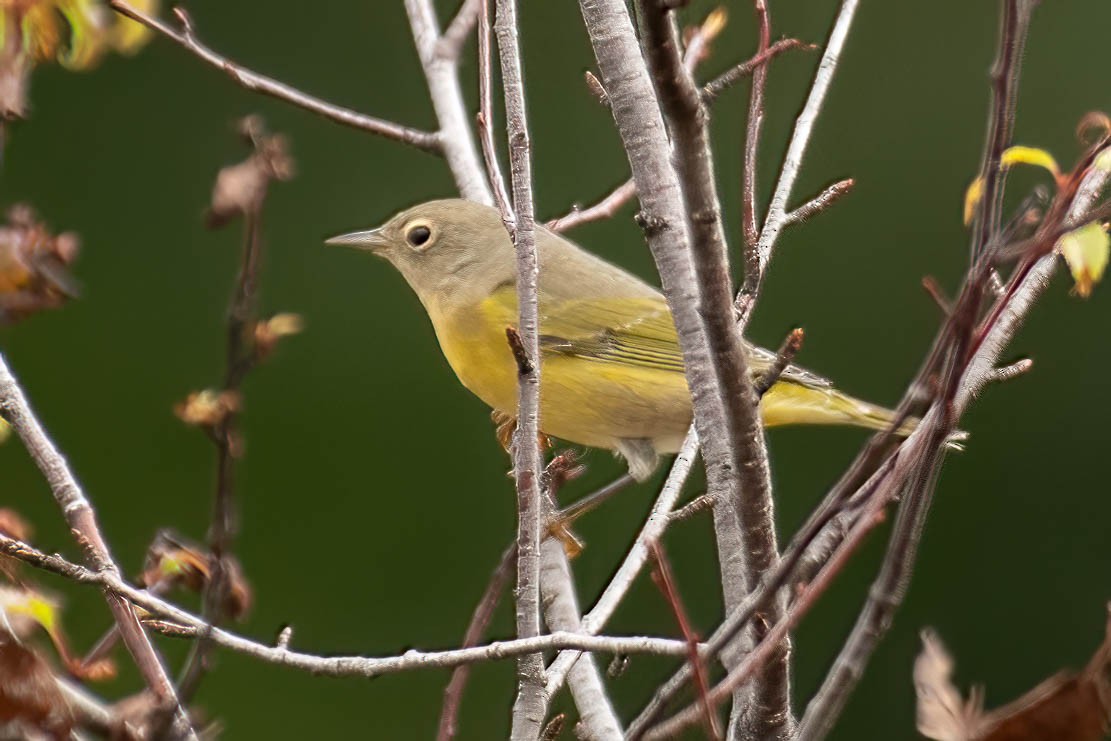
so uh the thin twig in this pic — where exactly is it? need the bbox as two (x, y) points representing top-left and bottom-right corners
(754, 328), (805, 396)
(405, 0), (494, 203)
(740, 0), (861, 323)
(741, 0), (771, 252)
(0, 355), (197, 740)
(180, 140), (272, 702)
(546, 179), (636, 232)
(107, 1), (439, 153)
(492, 1), (546, 738)
(782, 178), (855, 227)
(702, 38), (810, 103)
(650, 542), (719, 741)
(794, 438), (947, 740)
(477, 0), (513, 216)
(546, 8), (729, 234)
(641, 470), (893, 740)
(436, 544), (518, 741)
(921, 276), (953, 315)
(984, 357), (1032, 384)
(968, 0), (1038, 261)
(435, 0), (483, 61)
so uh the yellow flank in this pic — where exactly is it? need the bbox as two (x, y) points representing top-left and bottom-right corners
(431, 287), (906, 454)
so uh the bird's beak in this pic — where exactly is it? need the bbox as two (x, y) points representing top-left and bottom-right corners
(325, 227), (389, 254)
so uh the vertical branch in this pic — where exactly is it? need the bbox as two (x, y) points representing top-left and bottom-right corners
(741, 0), (770, 253)
(405, 0), (494, 205)
(0, 355), (197, 740)
(493, 1), (545, 738)
(636, 2), (789, 736)
(968, 0), (1038, 260)
(477, 0), (513, 215)
(179, 119), (291, 701)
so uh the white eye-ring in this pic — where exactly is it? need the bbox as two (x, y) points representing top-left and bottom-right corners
(405, 222), (433, 250)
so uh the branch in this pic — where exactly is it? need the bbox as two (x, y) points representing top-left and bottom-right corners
(740, 0), (861, 322)
(968, 0), (1038, 261)
(741, 0), (771, 252)
(701, 38), (810, 103)
(546, 178), (636, 232)
(492, 1), (546, 738)
(108, 2), (439, 153)
(544, 429), (697, 696)
(0, 354), (197, 740)
(0, 530), (696, 671)
(637, 2), (788, 736)
(539, 538), (622, 739)
(405, 0), (494, 202)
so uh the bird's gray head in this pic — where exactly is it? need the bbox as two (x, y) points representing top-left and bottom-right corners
(327, 198), (516, 307)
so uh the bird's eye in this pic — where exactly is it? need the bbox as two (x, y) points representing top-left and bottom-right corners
(406, 224), (432, 249)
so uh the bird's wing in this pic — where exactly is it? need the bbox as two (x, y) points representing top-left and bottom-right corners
(482, 283), (683, 372)
(485, 285), (833, 387)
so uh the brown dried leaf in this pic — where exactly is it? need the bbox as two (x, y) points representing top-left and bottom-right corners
(0, 640), (74, 738)
(139, 531), (252, 620)
(916, 609), (1111, 741)
(0, 204), (81, 324)
(915, 629), (983, 740)
(205, 116), (295, 229)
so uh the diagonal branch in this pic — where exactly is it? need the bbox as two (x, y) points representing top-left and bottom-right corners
(0, 354), (197, 740)
(108, 1), (440, 153)
(539, 538), (622, 739)
(406, 0), (494, 202)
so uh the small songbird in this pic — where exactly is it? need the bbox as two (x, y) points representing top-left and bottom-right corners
(328, 199), (933, 481)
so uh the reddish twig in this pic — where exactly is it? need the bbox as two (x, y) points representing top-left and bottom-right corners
(650, 542), (720, 741)
(546, 179), (635, 232)
(702, 38), (811, 103)
(436, 544), (518, 741)
(754, 327), (805, 395)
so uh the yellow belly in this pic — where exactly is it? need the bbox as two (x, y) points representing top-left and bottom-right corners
(430, 302), (692, 453)
(427, 300), (896, 455)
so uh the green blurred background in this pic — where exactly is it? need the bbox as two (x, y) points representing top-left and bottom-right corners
(3, 0), (1110, 738)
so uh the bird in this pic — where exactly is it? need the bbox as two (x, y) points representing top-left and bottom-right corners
(327, 198), (945, 481)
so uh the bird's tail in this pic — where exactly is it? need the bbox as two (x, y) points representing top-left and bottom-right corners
(760, 381), (969, 449)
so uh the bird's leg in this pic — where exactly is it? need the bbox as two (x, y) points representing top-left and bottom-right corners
(490, 409), (552, 455)
(546, 472), (638, 558)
